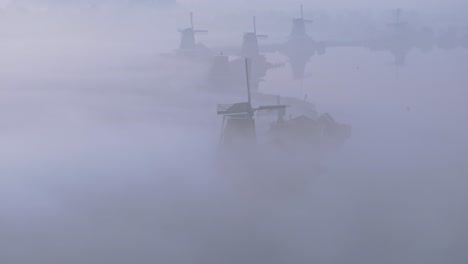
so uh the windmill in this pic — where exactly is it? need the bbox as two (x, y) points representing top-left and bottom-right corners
(241, 16), (269, 58)
(366, 8), (435, 72)
(387, 8), (408, 31)
(363, 8), (415, 76)
(258, 4), (337, 81)
(178, 12), (208, 50)
(217, 59), (287, 146)
(290, 4), (314, 38)
(209, 17), (284, 92)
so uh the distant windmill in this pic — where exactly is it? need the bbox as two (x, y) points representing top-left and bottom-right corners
(178, 12), (208, 50)
(290, 4), (313, 38)
(388, 8), (408, 30)
(241, 16), (269, 58)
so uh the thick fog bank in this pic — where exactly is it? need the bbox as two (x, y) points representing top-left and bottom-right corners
(1, 3), (468, 264)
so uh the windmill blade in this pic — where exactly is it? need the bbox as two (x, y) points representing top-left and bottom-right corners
(299, 4), (313, 23)
(245, 58), (252, 105)
(190, 12), (194, 29)
(300, 4), (304, 20)
(253, 16), (257, 35)
(252, 16), (268, 39)
(388, 8), (407, 28)
(394, 8), (402, 22)
(255, 105), (288, 111)
(254, 104), (289, 117)
(190, 12), (209, 33)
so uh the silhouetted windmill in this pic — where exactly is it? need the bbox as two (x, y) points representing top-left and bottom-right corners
(208, 16), (284, 92)
(290, 4), (314, 38)
(241, 16), (269, 58)
(388, 8), (408, 30)
(217, 59), (287, 146)
(178, 12), (208, 50)
(368, 8), (434, 72)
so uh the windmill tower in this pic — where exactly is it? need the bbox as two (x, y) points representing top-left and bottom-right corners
(241, 16), (269, 58)
(179, 12), (208, 50)
(387, 9), (410, 74)
(285, 4), (319, 81)
(290, 4), (313, 38)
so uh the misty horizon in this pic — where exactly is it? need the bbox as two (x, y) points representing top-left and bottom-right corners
(1, 1), (467, 264)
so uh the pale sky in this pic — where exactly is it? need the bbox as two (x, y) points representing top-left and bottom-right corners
(0, 0), (466, 11)
(178, 0), (468, 13)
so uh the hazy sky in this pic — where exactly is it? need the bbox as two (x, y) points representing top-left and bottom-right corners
(0, 0), (466, 11)
(1, 1), (467, 263)
(178, 0), (468, 12)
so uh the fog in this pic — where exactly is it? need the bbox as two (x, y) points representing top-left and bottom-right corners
(1, 1), (468, 264)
